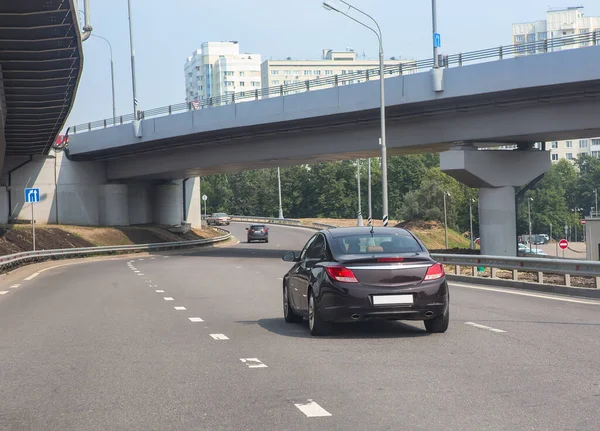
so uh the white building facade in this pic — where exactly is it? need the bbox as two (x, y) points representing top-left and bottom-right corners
(184, 42), (261, 104)
(261, 49), (416, 94)
(512, 7), (600, 163)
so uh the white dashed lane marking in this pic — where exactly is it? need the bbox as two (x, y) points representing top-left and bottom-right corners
(209, 333), (229, 340)
(294, 400), (332, 418)
(465, 322), (506, 333)
(240, 358), (268, 368)
(174, 306), (187, 311)
(163, 297), (174, 301)
(189, 317), (204, 322)
(24, 272), (39, 281)
(10, 284), (20, 289)
(155, 290), (165, 293)
(0, 291), (8, 295)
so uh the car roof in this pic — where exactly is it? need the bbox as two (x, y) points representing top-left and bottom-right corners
(324, 226), (412, 238)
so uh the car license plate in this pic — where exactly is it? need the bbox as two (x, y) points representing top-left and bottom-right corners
(372, 295), (414, 305)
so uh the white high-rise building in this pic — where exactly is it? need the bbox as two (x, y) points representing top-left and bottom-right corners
(184, 42), (261, 104)
(512, 7), (600, 163)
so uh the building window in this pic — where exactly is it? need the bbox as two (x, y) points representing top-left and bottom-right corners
(580, 139), (588, 148)
(515, 35), (524, 42)
(224, 71), (235, 76)
(551, 154), (559, 161)
(251, 81), (260, 87)
(325, 70), (333, 75)
(313, 70), (321, 75)
(239, 81), (245, 87)
(551, 141), (558, 149)
(240, 71), (245, 77)
(566, 140), (572, 148)
(566, 153), (574, 160)
(580, 29), (588, 34)
(593, 151), (600, 158)
(527, 34), (536, 42)
(224, 81), (234, 86)
(304, 70), (312, 75)
(592, 139), (600, 146)
(538, 32), (547, 40)
(272, 80), (280, 85)
(271, 70), (279, 75)
(284, 80), (292, 85)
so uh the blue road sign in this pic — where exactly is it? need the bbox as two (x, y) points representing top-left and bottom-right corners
(434, 33), (441, 48)
(24, 188), (40, 203)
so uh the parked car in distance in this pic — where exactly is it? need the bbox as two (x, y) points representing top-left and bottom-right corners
(281, 227), (449, 336)
(246, 224), (269, 243)
(206, 212), (231, 226)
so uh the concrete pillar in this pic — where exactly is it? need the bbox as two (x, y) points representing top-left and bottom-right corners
(98, 184), (129, 226)
(585, 217), (600, 261)
(441, 147), (551, 256)
(154, 181), (183, 226)
(128, 183), (153, 225)
(183, 177), (202, 228)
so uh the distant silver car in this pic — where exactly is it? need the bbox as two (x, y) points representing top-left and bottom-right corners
(207, 213), (231, 226)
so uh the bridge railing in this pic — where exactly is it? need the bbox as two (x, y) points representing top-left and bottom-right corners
(71, 32), (600, 135)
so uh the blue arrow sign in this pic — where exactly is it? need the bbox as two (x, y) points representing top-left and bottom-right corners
(24, 188), (40, 203)
(434, 33), (441, 48)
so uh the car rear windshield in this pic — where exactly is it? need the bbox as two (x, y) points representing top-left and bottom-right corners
(250, 225), (265, 229)
(331, 233), (424, 256)
(215, 213), (228, 217)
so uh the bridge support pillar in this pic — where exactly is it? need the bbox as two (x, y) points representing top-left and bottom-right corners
(154, 181), (183, 226)
(183, 177), (202, 229)
(98, 184), (129, 226)
(128, 183), (153, 225)
(440, 146), (551, 256)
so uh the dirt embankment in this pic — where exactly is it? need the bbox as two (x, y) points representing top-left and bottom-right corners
(0, 225), (224, 256)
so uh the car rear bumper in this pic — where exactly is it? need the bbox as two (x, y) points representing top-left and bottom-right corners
(248, 235), (268, 240)
(317, 281), (448, 323)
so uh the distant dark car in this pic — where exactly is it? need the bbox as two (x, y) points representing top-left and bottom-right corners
(246, 224), (269, 243)
(281, 227), (449, 336)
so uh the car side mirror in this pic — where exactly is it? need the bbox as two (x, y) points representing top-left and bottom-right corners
(282, 251), (298, 262)
(245, 228), (249, 230)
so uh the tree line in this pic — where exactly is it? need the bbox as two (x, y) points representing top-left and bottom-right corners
(201, 153), (596, 240)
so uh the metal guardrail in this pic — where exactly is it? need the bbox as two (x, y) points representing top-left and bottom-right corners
(0, 229), (231, 272)
(71, 32), (600, 134)
(432, 253), (600, 288)
(230, 215), (302, 225)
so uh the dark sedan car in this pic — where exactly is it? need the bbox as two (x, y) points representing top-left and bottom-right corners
(246, 224), (269, 243)
(281, 227), (449, 336)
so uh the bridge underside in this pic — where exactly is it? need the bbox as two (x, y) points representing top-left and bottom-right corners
(102, 90), (600, 180)
(0, 0), (82, 165)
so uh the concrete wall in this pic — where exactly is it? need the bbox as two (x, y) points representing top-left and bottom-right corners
(585, 218), (600, 261)
(98, 184), (129, 226)
(154, 181), (183, 226)
(128, 183), (153, 225)
(184, 177), (201, 228)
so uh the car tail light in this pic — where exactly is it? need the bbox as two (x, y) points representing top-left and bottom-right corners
(424, 263), (445, 281)
(377, 257), (405, 262)
(325, 266), (358, 283)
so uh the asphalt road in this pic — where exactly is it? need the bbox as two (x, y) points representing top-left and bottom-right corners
(1, 223), (600, 430)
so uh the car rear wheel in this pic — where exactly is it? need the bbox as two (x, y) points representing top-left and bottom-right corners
(424, 306), (449, 333)
(283, 284), (302, 323)
(308, 291), (332, 336)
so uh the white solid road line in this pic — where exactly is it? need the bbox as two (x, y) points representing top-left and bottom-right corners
(209, 333), (229, 340)
(174, 306), (187, 311)
(451, 282), (600, 305)
(465, 322), (506, 333)
(10, 284), (20, 289)
(240, 358), (268, 368)
(163, 297), (174, 301)
(294, 400), (332, 418)
(24, 272), (39, 281)
(188, 317), (204, 322)
(155, 290), (165, 293)
(0, 291), (8, 295)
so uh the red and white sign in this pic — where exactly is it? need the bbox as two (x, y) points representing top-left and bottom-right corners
(581, 219), (586, 225)
(559, 239), (569, 250)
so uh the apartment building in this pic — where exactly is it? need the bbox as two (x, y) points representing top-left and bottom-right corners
(184, 41), (261, 104)
(512, 6), (600, 163)
(261, 48), (416, 91)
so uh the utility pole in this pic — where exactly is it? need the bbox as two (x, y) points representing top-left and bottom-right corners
(357, 159), (363, 226)
(367, 158), (372, 226)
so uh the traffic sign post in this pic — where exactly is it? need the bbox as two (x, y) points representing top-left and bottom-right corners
(202, 194), (208, 221)
(559, 238), (568, 258)
(24, 188), (40, 251)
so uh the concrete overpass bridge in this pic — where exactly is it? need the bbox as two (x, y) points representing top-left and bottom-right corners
(5, 32), (600, 257)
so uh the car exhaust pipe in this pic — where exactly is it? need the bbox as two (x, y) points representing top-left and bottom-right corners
(424, 311), (434, 317)
(351, 314), (360, 320)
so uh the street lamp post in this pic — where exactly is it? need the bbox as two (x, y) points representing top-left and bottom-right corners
(432, 0), (439, 68)
(367, 158), (372, 226)
(127, 0), (139, 120)
(357, 159), (363, 226)
(323, 0), (389, 226)
(443, 191), (450, 249)
(528, 197), (533, 253)
(469, 198), (475, 250)
(594, 189), (598, 217)
(91, 34), (116, 126)
(277, 167), (284, 219)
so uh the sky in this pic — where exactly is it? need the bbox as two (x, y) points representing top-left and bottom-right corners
(64, 1), (600, 130)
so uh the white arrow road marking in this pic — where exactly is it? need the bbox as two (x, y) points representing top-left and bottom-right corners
(240, 358), (268, 368)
